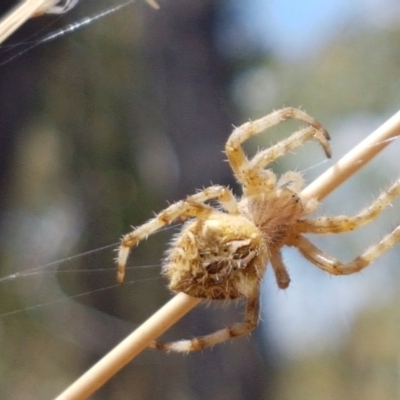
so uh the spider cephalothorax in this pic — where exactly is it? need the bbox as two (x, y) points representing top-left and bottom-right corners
(117, 107), (400, 352)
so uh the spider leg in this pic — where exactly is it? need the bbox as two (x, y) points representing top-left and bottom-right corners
(225, 108), (330, 190)
(150, 289), (260, 352)
(291, 231), (400, 275)
(296, 178), (400, 234)
(248, 126), (329, 170)
(191, 185), (239, 214)
(270, 251), (291, 289)
(276, 171), (305, 192)
(117, 185), (237, 283)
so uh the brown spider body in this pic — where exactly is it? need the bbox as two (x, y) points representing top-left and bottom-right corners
(165, 187), (310, 300)
(117, 107), (400, 352)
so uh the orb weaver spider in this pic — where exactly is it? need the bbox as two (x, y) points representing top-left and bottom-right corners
(117, 108), (400, 352)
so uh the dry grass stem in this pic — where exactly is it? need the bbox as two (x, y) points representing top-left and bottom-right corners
(56, 293), (200, 400)
(55, 109), (400, 399)
(0, 0), (159, 46)
(0, 0), (59, 44)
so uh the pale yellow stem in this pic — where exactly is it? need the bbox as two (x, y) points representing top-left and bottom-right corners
(0, 1), (59, 45)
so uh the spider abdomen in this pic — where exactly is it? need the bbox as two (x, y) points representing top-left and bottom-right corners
(164, 213), (268, 300)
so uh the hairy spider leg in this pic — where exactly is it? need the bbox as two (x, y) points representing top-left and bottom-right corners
(225, 108), (331, 193)
(291, 229), (400, 275)
(295, 178), (400, 234)
(150, 288), (260, 352)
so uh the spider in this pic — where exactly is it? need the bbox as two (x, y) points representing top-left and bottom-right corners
(117, 107), (400, 352)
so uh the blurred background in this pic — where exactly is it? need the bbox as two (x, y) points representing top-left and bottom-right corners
(0, 0), (400, 398)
